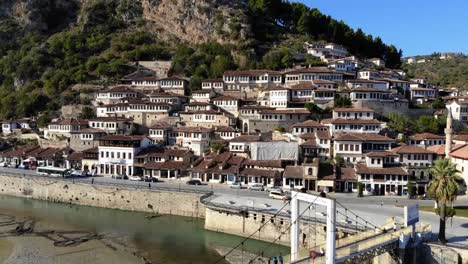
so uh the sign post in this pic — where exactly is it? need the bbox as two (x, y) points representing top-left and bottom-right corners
(404, 204), (419, 240)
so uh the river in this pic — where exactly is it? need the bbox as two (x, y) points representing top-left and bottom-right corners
(0, 195), (288, 264)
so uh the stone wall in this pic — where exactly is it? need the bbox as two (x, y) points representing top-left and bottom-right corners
(205, 207), (336, 247)
(0, 174), (206, 218)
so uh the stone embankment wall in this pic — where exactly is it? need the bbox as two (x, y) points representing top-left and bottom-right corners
(204, 207), (350, 247)
(0, 174), (206, 218)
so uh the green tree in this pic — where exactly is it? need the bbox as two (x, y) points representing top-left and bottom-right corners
(386, 112), (411, 133)
(275, 126), (286, 133)
(79, 106), (96, 119)
(333, 96), (352, 108)
(432, 97), (445, 109)
(427, 158), (462, 243)
(357, 182), (364, 198)
(415, 115), (445, 134)
(37, 112), (52, 128)
(407, 181), (415, 198)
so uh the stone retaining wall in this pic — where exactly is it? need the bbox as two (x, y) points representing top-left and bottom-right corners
(0, 174), (206, 218)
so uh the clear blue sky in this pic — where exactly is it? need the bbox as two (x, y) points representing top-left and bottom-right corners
(298, 0), (468, 57)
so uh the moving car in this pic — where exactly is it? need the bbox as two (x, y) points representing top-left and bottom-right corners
(7, 163), (18, 168)
(229, 181), (243, 189)
(248, 183), (264, 191)
(144, 176), (158, 182)
(186, 179), (202, 185)
(269, 190), (288, 200)
(69, 170), (84, 177)
(128, 176), (142, 181)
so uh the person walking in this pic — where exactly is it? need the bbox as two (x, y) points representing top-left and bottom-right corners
(148, 183), (151, 189)
(272, 256), (278, 264)
(278, 253), (284, 264)
(91, 178), (94, 184)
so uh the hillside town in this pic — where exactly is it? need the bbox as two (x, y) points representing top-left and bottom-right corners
(0, 42), (467, 198)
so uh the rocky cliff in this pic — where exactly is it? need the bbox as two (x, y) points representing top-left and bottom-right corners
(0, 0), (250, 45)
(0, 0), (79, 32)
(141, 0), (250, 44)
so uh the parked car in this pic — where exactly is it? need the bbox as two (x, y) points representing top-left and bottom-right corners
(229, 181), (243, 189)
(69, 170), (84, 177)
(144, 176), (158, 182)
(186, 179), (202, 185)
(248, 183), (264, 191)
(269, 190), (287, 200)
(114, 175), (128, 180)
(128, 176), (142, 181)
(0, 162), (8, 167)
(7, 163), (18, 168)
(18, 164), (29, 170)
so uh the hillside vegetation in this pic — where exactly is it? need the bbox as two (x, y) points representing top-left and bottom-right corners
(403, 54), (468, 89)
(0, 0), (403, 120)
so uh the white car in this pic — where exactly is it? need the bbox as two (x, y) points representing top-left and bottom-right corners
(128, 176), (142, 181)
(248, 184), (264, 191)
(229, 181), (242, 189)
(69, 170), (84, 177)
(269, 190), (287, 200)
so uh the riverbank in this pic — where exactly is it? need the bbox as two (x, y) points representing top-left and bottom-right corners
(0, 173), (207, 218)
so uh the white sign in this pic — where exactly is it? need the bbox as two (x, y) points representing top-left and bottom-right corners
(404, 204), (419, 226)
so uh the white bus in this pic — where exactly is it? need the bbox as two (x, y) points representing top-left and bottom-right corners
(36, 167), (71, 177)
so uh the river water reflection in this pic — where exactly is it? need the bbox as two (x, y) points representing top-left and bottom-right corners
(0, 195), (288, 264)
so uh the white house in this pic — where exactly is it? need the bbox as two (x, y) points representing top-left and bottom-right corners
(201, 78), (225, 92)
(333, 133), (394, 164)
(284, 67), (343, 86)
(97, 135), (152, 177)
(95, 86), (139, 105)
(223, 70), (282, 91)
(212, 95), (241, 117)
(446, 100), (468, 124)
(169, 126), (212, 155)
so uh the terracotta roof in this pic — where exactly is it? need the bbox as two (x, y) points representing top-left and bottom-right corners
(450, 145), (468, 159)
(50, 118), (88, 126)
(99, 135), (147, 141)
(212, 95), (240, 101)
(143, 161), (188, 170)
(89, 117), (132, 122)
(239, 168), (281, 178)
(0, 145), (40, 158)
(333, 107), (374, 112)
(202, 78), (224, 83)
(316, 130), (332, 139)
(191, 89), (213, 94)
(338, 167), (357, 181)
(290, 83), (315, 90)
(391, 145), (435, 154)
(334, 133), (393, 142)
(103, 86), (137, 93)
(148, 91), (188, 98)
(312, 79), (336, 85)
(67, 152), (83, 161)
(426, 144), (465, 156)
(149, 123), (173, 129)
(409, 133), (445, 140)
(230, 135), (261, 143)
(75, 128), (107, 134)
(258, 109), (310, 115)
(292, 120), (325, 128)
(83, 147), (99, 154)
(350, 87), (389, 93)
(214, 126), (237, 132)
(265, 86), (290, 91)
(301, 140), (318, 147)
(365, 151), (398, 157)
(329, 118), (381, 125)
(240, 105), (274, 110)
(347, 79), (388, 84)
(241, 159), (284, 168)
(185, 102), (212, 106)
(224, 70), (282, 76)
(160, 76), (187, 81)
(299, 133), (316, 140)
(286, 67), (339, 74)
(283, 166), (304, 179)
(173, 126), (212, 133)
(356, 164), (409, 175)
(454, 134), (468, 141)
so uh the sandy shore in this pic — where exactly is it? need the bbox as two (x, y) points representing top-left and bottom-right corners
(0, 211), (146, 264)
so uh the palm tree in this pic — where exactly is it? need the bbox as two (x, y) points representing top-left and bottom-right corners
(427, 158), (461, 243)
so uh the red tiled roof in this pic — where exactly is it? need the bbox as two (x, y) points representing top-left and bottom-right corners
(292, 120), (325, 128)
(50, 118), (88, 126)
(230, 135), (261, 143)
(224, 70), (282, 76)
(329, 118), (381, 125)
(356, 164), (409, 175)
(143, 161), (188, 170)
(334, 133), (393, 142)
(333, 107), (374, 112)
(409, 133), (445, 140)
(365, 151), (398, 157)
(450, 145), (468, 159)
(283, 166), (304, 179)
(241, 159), (284, 168)
(391, 145), (435, 154)
(286, 67), (339, 74)
(173, 126), (212, 133)
(239, 168), (281, 178)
